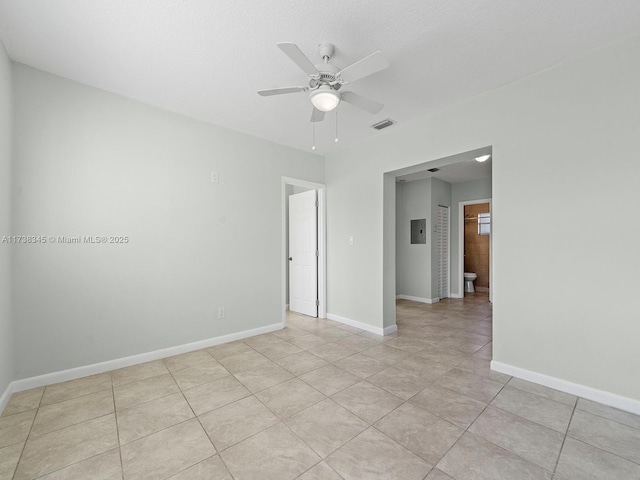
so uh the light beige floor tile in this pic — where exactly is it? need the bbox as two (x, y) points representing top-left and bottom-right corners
(256, 378), (325, 419)
(375, 402), (463, 465)
(356, 331), (392, 343)
(384, 337), (430, 354)
(471, 343), (493, 360)
(426, 468), (455, 480)
(288, 333), (331, 350)
(14, 414), (118, 480)
(111, 360), (168, 387)
(491, 386), (573, 433)
(217, 349), (272, 374)
(242, 334), (283, 349)
(308, 343), (357, 363)
(199, 396), (277, 451)
(333, 353), (388, 379)
(285, 399), (368, 458)
(300, 365), (359, 396)
(436, 432), (551, 480)
(183, 376), (251, 416)
(468, 406), (564, 470)
(315, 327), (354, 342)
(171, 361), (230, 390)
(274, 351), (329, 376)
(41, 373), (112, 406)
(113, 373), (179, 410)
(31, 389), (114, 437)
(117, 392), (194, 444)
(435, 368), (503, 403)
(0, 442), (23, 480)
(252, 340), (303, 360)
(326, 427), (431, 480)
(507, 377), (577, 407)
(38, 448), (122, 480)
(336, 324), (365, 334)
(576, 398), (640, 430)
(409, 384), (487, 429)
(168, 455), (231, 479)
(164, 350), (216, 372)
(361, 344), (411, 365)
(392, 356), (452, 383)
(1, 388), (44, 416)
(335, 335), (380, 352)
(207, 341), (253, 361)
(413, 346), (467, 367)
(554, 437), (640, 480)
(232, 361), (293, 393)
(121, 418), (214, 480)
(367, 367), (428, 400)
(220, 423), (320, 480)
(568, 409), (640, 463)
(456, 357), (511, 384)
(0, 410), (36, 448)
(298, 461), (343, 480)
(331, 381), (403, 424)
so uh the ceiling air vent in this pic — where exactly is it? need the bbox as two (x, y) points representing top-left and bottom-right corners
(371, 118), (396, 130)
(427, 168), (440, 173)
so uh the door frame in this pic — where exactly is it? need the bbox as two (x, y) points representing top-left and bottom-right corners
(458, 198), (492, 302)
(281, 177), (326, 325)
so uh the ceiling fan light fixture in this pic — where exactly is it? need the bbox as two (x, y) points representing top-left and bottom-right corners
(309, 86), (340, 112)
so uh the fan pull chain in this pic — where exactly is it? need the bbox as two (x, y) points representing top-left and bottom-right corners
(335, 109), (339, 143)
(311, 122), (316, 151)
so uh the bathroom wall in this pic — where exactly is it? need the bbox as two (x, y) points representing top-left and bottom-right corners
(450, 177), (492, 296)
(464, 203), (490, 290)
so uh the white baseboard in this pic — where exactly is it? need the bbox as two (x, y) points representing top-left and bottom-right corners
(327, 313), (396, 336)
(491, 361), (640, 416)
(6, 322), (284, 397)
(396, 294), (440, 304)
(449, 293), (463, 299)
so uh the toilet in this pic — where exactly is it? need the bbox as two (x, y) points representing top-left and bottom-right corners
(464, 272), (477, 293)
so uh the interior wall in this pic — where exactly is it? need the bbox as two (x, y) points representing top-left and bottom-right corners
(464, 203), (490, 289)
(395, 179), (431, 300)
(450, 177), (492, 296)
(0, 41), (13, 396)
(326, 34), (640, 402)
(11, 63), (324, 379)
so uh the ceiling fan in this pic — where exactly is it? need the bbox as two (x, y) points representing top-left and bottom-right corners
(258, 42), (389, 123)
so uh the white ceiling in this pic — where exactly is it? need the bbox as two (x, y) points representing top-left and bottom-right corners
(1, 1), (640, 155)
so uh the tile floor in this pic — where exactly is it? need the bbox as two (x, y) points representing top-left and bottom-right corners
(1, 294), (640, 479)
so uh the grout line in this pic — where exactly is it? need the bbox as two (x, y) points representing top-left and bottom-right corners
(551, 399), (577, 477)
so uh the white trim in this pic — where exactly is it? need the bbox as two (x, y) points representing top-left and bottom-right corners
(491, 361), (640, 416)
(6, 322), (283, 396)
(458, 198), (492, 301)
(327, 313), (396, 336)
(281, 177), (326, 325)
(396, 294), (440, 304)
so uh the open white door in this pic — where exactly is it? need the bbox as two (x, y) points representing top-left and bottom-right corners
(289, 190), (318, 317)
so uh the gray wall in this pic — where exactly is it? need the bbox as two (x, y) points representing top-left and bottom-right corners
(0, 42), (13, 395)
(450, 177), (492, 296)
(395, 179), (431, 299)
(12, 64), (324, 379)
(326, 35), (640, 402)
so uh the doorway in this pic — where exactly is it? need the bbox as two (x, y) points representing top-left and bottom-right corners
(458, 199), (492, 301)
(281, 177), (326, 326)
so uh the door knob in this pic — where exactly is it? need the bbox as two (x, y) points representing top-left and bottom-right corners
(289, 257), (293, 261)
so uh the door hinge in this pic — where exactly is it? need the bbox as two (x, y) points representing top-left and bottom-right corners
(315, 200), (319, 208)
(316, 299), (319, 306)
(316, 250), (319, 257)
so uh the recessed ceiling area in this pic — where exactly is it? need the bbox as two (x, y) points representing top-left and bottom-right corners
(1, 1), (640, 154)
(396, 155), (491, 185)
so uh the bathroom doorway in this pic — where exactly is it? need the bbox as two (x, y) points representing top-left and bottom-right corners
(459, 199), (492, 300)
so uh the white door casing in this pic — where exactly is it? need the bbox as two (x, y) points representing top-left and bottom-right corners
(288, 189), (318, 317)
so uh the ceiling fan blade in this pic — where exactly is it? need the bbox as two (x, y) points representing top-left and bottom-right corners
(310, 108), (325, 123)
(257, 86), (308, 96)
(337, 51), (389, 84)
(277, 43), (319, 77)
(341, 91), (384, 114)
